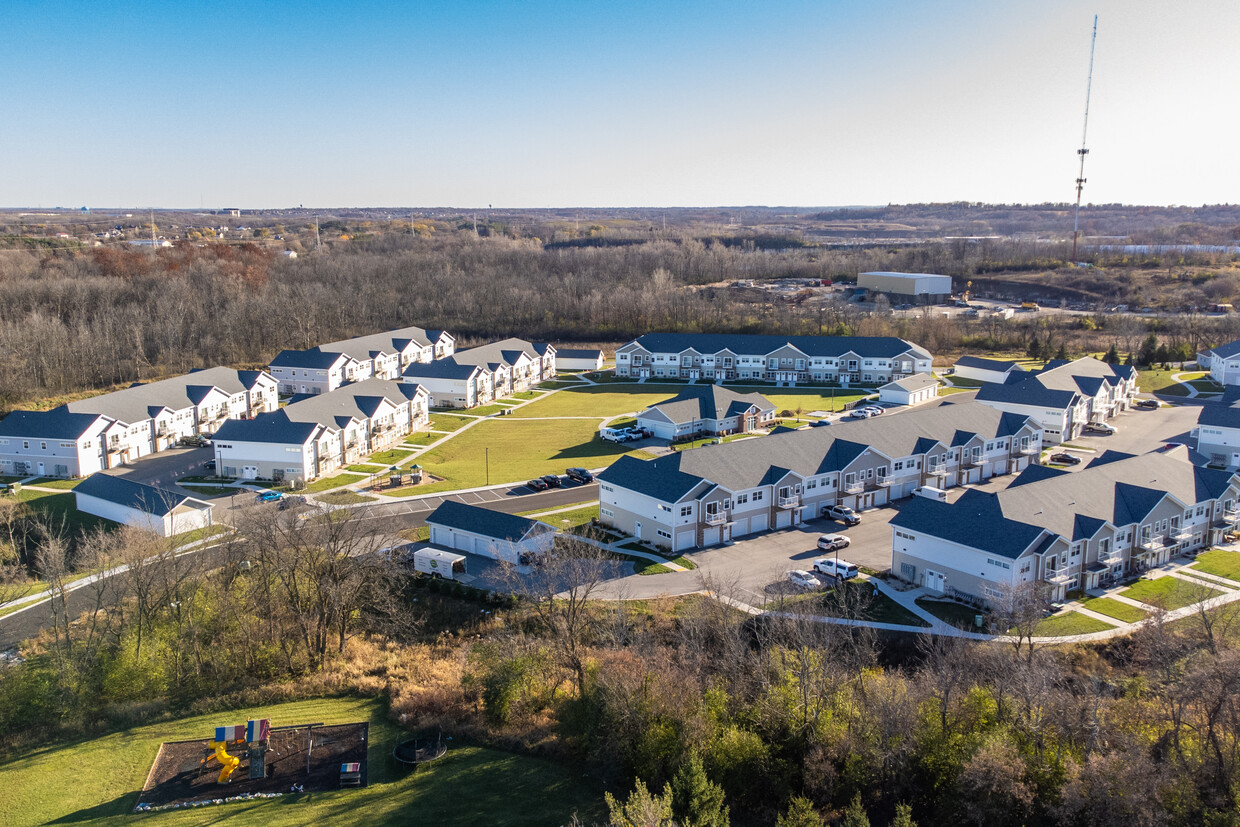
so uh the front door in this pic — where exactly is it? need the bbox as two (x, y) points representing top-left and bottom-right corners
(242, 465), (258, 479)
(37, 461), (45, 476)
(635, 521), (642, 540)
(925, 569), (946, 593)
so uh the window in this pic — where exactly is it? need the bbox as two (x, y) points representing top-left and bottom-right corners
(22, 442), (29, 449)
(752, 491), (764, 502)
(736, 493), (748, 504)
(600, 483), (614, 493)
(986, 558), (1011, 570)
(657, 529), (672, 539)
(601, 507), (614, 518)
(658, 504), (671, 513)
(806, 479), (817, 490)
(680, 505), (692, 517)
(1020, 560), (1032, 573)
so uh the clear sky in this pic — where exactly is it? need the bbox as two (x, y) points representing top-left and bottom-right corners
(2, 0), (1236, 208)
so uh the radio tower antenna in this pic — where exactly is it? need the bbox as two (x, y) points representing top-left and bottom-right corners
(1071, 15), (1098, 263)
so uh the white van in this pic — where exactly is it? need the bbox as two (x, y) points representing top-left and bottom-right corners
(413, 548), (467, 580)
(912, 486), (947, 502)
(812, 558), (859, 581)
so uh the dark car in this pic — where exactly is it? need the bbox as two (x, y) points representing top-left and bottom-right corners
(540, 474), (563, 488)
(1135, 398), (1160, 409)
(203, 459), (216, 471)
(810, 419), (832, 428)
(181, 435), (210, 448)
(1050, 452), (1082, 465)
(526, 478), (549, 492)
(566, 467), (594, 483)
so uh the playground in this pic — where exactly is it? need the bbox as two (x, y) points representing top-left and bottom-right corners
(137, 720), (369, 810)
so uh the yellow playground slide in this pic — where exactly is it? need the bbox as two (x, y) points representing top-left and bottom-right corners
(207, 740), (241, 783)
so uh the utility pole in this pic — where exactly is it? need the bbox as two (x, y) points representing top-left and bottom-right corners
(150, 209), (156, 247)
(1071, 15), (1098, 263)
(315, 215), (321, 250)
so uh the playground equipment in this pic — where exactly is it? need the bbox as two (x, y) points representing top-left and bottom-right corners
(204, 719), (270, 784)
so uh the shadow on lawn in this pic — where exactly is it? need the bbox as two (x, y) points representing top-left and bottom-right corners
(48, 791), (137, 823)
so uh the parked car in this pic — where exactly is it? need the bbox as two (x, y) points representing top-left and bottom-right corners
(254, 490), (283, 503)
(565, 467), (594, 483)
(816, 533), (851, 551)
(810, 419), (832, 427)
(1050, 452), (1082, 465)
(862, 406), (884, 416)
(822, 504), (861, 526)
(813, 557), (860, 581)
(181, 435), (210, 448)
(912, 486), (947, 502)
(1083, 422), (1117, 436)
(786, 570), (822, 590)
(526, 478), (549, 492)
(203, 459), (216, 471)
(600, 428), (627, 443)
(540, 474), (563, 488)
(1135, 398), (1160, 409)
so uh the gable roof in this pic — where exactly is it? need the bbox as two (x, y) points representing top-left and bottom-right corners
(1198, 385), (1240, 430)
(426, 500), (554, 542)
(75, 473), (210, 516)
(1209, 339), (1240, 360)
(319, 325), (444, 361)
(641, 386), (775, 425)
(556, 348), (604, 360)
(890, 490), (1048, 559)
(954, 355), (1023, 373)
(622, 333), (931, 361)
(63, 368), (274, 425)
(598, 455), (714, 503)
(269, 348), (351, 370)
(0, 408), (112, 441)
(452, 338), (543, 370)
(278, 378), (425, 431)
(402, 360), (483, 380)
(881, 374), (941, 392)
(213, 411), (323, 445)
(975, 378), (1082, 409)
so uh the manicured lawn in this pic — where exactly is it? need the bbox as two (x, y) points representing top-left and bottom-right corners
(300, 472), (367, 493)
(317, 490), (378, 505)
(536, 381), (584, 389)
(817, 580), (929, 627)
(16, 488), (115, 536)
(347, 464), (384, 474)
(1192, 549), (1240, 581)
(943, 375), (984, 388)
(1188, 379), (1224, 393)
(726, 386), (868, 415)
(0, 474), (24, 484)
(0, 696), (604, 827)
(916, 597), (983, 629)
(510, 390), (545, 399)
(1080, 596), (1148, 623)
(1031, 611), (1115, 637)
(405, 419), (654, 490)
(511, 384), (683, 418)
(368, 448), (414, 465)
(1121, 576), (1224, 610)
(403, 432), (439, 446)
(1179, 571), (1238, 590)
(466, 403), (522, 416)
(1137, 369), (1190, 396)
(177, 484), (237, 498)
(429, 413), (475, 431)
(521, 503), (599, 529)
(25, 476), (85, 489)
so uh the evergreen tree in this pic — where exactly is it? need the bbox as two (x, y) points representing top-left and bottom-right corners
(775, 796), (824, 827)
(605, 779), (675, 827)
(1055, 343), (1069, 360)
(1138, 333), (1159, 366)
(891, 803), (917, 827)
(1103, 344), (1120, 364)
(1154, 344), (1170, 369)
(841, 793), (871, 827)
(1026, 336), (1043, 360)
(1125, 352), (1135, 366)
(670, 753), (729, 827)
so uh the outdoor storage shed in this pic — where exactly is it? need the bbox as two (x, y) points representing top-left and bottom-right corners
(426, 500), (557, 563)
(74, 473), (214, 537)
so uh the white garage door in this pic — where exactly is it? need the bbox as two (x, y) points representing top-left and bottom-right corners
(774, 510), (792, 529)
(675, 531), (696, 552)
(751, 513), (769, 532)
(430, 526), (450, 546)
(474, 536), (492, 556)
(646, 420), (676, 440)
(732, 517), (751, 537)
(701, 527), (720, 546)
(453, 532), (471, 553)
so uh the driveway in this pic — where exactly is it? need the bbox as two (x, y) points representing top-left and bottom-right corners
(101, 446), (214, 492)
(1055, 403), (1200, 462)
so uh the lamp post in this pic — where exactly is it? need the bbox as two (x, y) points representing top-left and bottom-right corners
(485, 447), (489, 486)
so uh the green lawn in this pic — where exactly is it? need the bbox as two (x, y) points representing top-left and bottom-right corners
(25, 476), (85, 489)
(511, 384), (682, 418)
(317, 490), (378, 505)
(916, 597), (984, 629)
(16, 488), (115, 536)
(402, 432), (440, 446)
(1121, 576), (1224, 610)
(1188, 379), (1225, 393)
(177, 485), (237, 498)
(510, 390), (546, 399)
(816, 581), (929, 627)
(1192, 549), (1240, 581)
(1031, 611), (1115, 637)
(725, 386), (868, 415)
(347, 464), (384, 474)
(464, 403), (523, 416)
(1080, 596), (1148, 623)
(300, 472), (367, 493)
(1137, 369), (1191, 396)
(428, 413), (476, 431)
(536, 380), (587, 390)
(368, 448), (414, 465)
(521, 503), (599, 529)
(0, 696), (603, 827)
(405, 419), (654, 490)
(1179, 571), (1238, 590)
(943, 375), (985, 388)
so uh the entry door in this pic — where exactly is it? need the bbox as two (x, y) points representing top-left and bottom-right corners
(37, 461), (45, 476)
(925, 569), (946, 593)
(242, 465), (258, 479)
(634, 521), (642, 540)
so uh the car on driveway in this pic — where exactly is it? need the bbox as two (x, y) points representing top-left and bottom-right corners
(1083, 422), (1117, 436)
(566, 467), (594, 483)
(786, 570), (822, 590)
(813, 557), (859, 581)
(255, 490), (283, 503)
(1050, 452), (1082, 465)
(816, 533), (851, 551)
(822, 504), (861, 526)
(1135, 398), (1160, 409)
(181, 435), (210, 448)
(203, 459), (216, 471)
(862, 406), (884, 416)
(540, 474), (562, 488)
(526, 478), (549, 492)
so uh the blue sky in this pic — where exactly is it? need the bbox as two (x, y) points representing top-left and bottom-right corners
(2, 0), (1237, 208)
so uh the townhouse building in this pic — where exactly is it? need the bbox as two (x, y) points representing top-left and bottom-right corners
(613, 333), (932, 385)
(269, 326), (454, 395)
(597, 401), (1042, 552)
(890, 446), (1240, 605)
(1195, 385), (1240, 468)
(402, 338), (556, 408)
(1200, 338), (1240, 386)
(975, 357), (1137, 444)
(212, 378), (429, 484)
(635, 386), (776, 441)
(0, 368), (277, 477)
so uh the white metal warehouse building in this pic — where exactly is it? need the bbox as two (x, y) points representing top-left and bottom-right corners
(426, 500), (557, 563)
(858, 271), (952, 301)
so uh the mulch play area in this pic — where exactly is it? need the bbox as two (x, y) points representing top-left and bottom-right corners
(137, 722), (368, 812)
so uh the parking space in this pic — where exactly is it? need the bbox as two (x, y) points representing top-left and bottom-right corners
(101, 446), (214, 489)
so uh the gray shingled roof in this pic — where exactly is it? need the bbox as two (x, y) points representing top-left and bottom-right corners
(1208, 339), (1240, 360)
(75, 473), (210, 516)
(623, 333), (930, 360)
(427, 500), (554, 542)
(556, 348), (603, 360)
(0, 408), (112, 440)
(280, 378), (424, 431)
(270, 348), (350, 370)
(452, 338), (545, 370)
(641, 386), (774, 425)
(1197, 385), (1240, 429)
(63, 368), (274, 424)
(955, 355), (1023, 372)
(319, 325), (441, 361)
(214, 412), (322, 445)
(882, 374), (941, 392)
(891, 490), (1050, 559)
(975, 378), (1081, 409)
(402, 360), (482, 380)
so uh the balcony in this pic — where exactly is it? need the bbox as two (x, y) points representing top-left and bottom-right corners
(1046, 568), (1072, 585)
(1171, 527), (1194, 542)
(1140, 536), (1166, 552)
(777, 495), (800, 509)
(843, 481), (864, 494)
(704, 511), (728, 526)
(875, 476), (893, 487)
(960, 454), (980, 466)
(925, 466), (947, 477)
(1100, 548), (1124, 566)
(1019, 444), (1039, 455)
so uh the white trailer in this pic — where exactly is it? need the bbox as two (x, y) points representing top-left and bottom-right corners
(413, 548), (467, 580)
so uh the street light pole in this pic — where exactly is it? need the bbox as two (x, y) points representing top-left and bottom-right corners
(485, 447), (489, 486)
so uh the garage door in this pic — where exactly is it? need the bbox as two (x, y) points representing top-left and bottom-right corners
(751, 513), (769, 532)
(647, 421), (676, 440)
(474, 536), (492, 556)
(675, 531), (696, 552)
(732, 517), (751, 537)
(896, 481), (917, 499)
(873, 488), (889, 507)
(774, 510), (791, 529)
(701, 527), (720, 546)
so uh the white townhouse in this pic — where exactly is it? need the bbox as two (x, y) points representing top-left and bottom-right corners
(0, 368), (278, 476)
(268, 348), (357, 396)
(975, 357), (1137, 444)
(0, 409), (115, 478)
(212, 378), (429, 484)
(1196, 385), (1240, 469)
(1200, 339), (1240, 386)
(613, 333), (932, 386)
(636, 385), (776, 441)
(952, 356), (1026, 385)
(269, 326), (455, 397)
(890, 446), (1240, 605)
(74, 474), (214, 538)
(597, 401), (1042, 552)
(402, 338), (555, 408)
